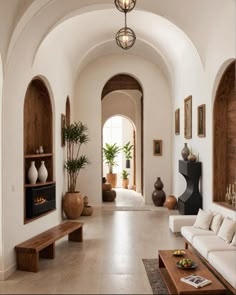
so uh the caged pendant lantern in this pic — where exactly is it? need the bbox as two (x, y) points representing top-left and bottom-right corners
(114, 0), (137, 13)
(115, 0), (137, 50)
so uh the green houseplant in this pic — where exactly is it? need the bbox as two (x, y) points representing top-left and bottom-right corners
(123, 141), (134, 168)
(63, 121), (90, 219)
(121, 169), (129, 189)
(103, 143), (121, 188)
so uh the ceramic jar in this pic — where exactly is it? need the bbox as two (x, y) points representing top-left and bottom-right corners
(181, 143), (190, 161)
(152, 177), (166, 207)
(27, 161), (38, 184)
(38, 161), (48, 183)
(165, 195), (177, 210)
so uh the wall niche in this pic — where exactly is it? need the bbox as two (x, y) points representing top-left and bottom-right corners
(213, 60), (236, 210)
(24, 77), (55, 223)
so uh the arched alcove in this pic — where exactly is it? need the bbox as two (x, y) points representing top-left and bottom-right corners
(213, 60), (236, 209)
(24, 77), (55, 222)
(101, 74), (143, 193)
(66, 96), (71, 126)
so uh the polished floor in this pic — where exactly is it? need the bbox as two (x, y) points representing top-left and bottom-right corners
(0, 189), (182, 294)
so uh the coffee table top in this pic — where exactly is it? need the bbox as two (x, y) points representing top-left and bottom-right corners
(158, 249), (226, 294)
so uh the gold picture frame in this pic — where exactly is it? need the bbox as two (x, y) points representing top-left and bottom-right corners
(175, 108), (180, 135)
(197, 104), (206, 137)
(184, 95), (192, 139)
(153, 140), (162, 156)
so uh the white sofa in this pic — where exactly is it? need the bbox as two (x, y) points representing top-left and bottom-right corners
(169, 211), (236, 292)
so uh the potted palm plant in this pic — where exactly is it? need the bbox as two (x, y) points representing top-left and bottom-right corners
(123, 141), (134, 168)
(63, 121), (90, 219)
(103, 143), (121, 188)
(121, 169), (129, 189)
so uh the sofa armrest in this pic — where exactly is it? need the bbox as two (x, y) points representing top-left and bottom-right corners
(169, 215), (197, 233)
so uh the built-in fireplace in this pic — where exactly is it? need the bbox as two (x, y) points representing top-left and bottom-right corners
(26, 184), (56, 218)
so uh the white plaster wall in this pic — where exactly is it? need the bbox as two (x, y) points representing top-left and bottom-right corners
(0, 31), (74, 277)
(74, 54), (171, 206)
(122, 118), (134, 189)
(0, 53), (3, 271)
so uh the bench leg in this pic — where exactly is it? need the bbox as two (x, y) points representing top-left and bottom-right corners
(68, 227), (83, 242)
(16, 251), (39, 272)
(185, 241), (189, 249)
(39, 243), (55, 259)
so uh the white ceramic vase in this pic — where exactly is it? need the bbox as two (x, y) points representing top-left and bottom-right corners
(27, 161), (38, 184)
(38, 161), (48, 183)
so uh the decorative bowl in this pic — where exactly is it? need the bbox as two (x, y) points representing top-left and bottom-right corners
(172, 250), (185, 256)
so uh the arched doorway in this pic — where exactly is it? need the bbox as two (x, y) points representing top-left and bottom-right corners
(101, 74), (143, 194)
(213, 60), (236, 208)
(103, 115), (135, 189)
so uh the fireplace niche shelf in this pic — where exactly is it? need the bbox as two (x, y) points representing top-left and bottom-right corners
(24, 153), (53, 159)
(25, 181), (56, 188)
(24, 77), (55, 224)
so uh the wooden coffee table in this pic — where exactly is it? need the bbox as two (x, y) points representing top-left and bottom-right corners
(158, 249), (226, 294)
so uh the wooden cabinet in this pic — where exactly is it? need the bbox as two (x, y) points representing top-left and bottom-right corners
(24, 78), (55, 223)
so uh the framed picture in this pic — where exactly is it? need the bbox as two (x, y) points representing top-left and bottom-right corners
(61, 113), (66, 147)
(153, 140), (162, 156)
(175, 108), (180, 135)
(197, 104), (206, 137)
(184, 95), (192, 139)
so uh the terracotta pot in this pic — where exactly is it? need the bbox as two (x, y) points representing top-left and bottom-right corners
(122, 178), (129, 189)
(63, 192), (84, 219)
(106, 173), (117, 188)
(165, 195), (177, 210)
(81, 206), (93, 216)
(102, 183), (112, 191)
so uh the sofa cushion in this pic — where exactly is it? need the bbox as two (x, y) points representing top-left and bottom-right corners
(210, 213), (223, 233)
(208, 251), (236, 289)
(192, 235), (236, 259)
(193, 209), (213, 230)
(181, 226), (215, 244)
(217, 217), (236, 243)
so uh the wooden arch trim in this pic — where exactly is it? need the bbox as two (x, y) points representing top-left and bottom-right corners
(213, 60), (236, 205)
(101, 74), (143, 99)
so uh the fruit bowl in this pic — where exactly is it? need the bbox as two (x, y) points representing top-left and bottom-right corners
(176, 258), (198, 269)
(172, 250), (185, 256)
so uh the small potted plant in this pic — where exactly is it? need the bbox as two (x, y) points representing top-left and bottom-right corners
(63, 121), (90, 219)
(121, 169), (129, 189)
(103, 143), (121, 188)
(122, 141), (134, 168)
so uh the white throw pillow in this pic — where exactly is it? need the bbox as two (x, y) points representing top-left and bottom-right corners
(231, 233), (236, 247)
(210, 213), (223, 233)
(193, 209), (213, 230)
(217, 218), (236, 243)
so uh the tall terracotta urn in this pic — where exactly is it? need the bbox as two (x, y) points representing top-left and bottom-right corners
(63, 192), (84, 219)
(106, 173), (117, 188)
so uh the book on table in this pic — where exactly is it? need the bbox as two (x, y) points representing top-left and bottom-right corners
(180, 274), (212, 288)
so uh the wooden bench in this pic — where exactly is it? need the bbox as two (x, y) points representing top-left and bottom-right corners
(15, 221), (83, 272)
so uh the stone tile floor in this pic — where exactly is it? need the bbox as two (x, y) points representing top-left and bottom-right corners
(0, 189), (182, 294)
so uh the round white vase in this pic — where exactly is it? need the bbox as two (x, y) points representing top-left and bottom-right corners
(38, 161), (48, 183)
(27, 161), (38, 184)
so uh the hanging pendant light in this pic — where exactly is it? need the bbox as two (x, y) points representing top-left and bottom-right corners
(116, 26), (136, 50)
(115, 1), (137, 50)
(114, 0), (137, 13)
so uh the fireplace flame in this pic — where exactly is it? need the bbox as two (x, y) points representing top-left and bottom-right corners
(35, 196), (47, 205)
